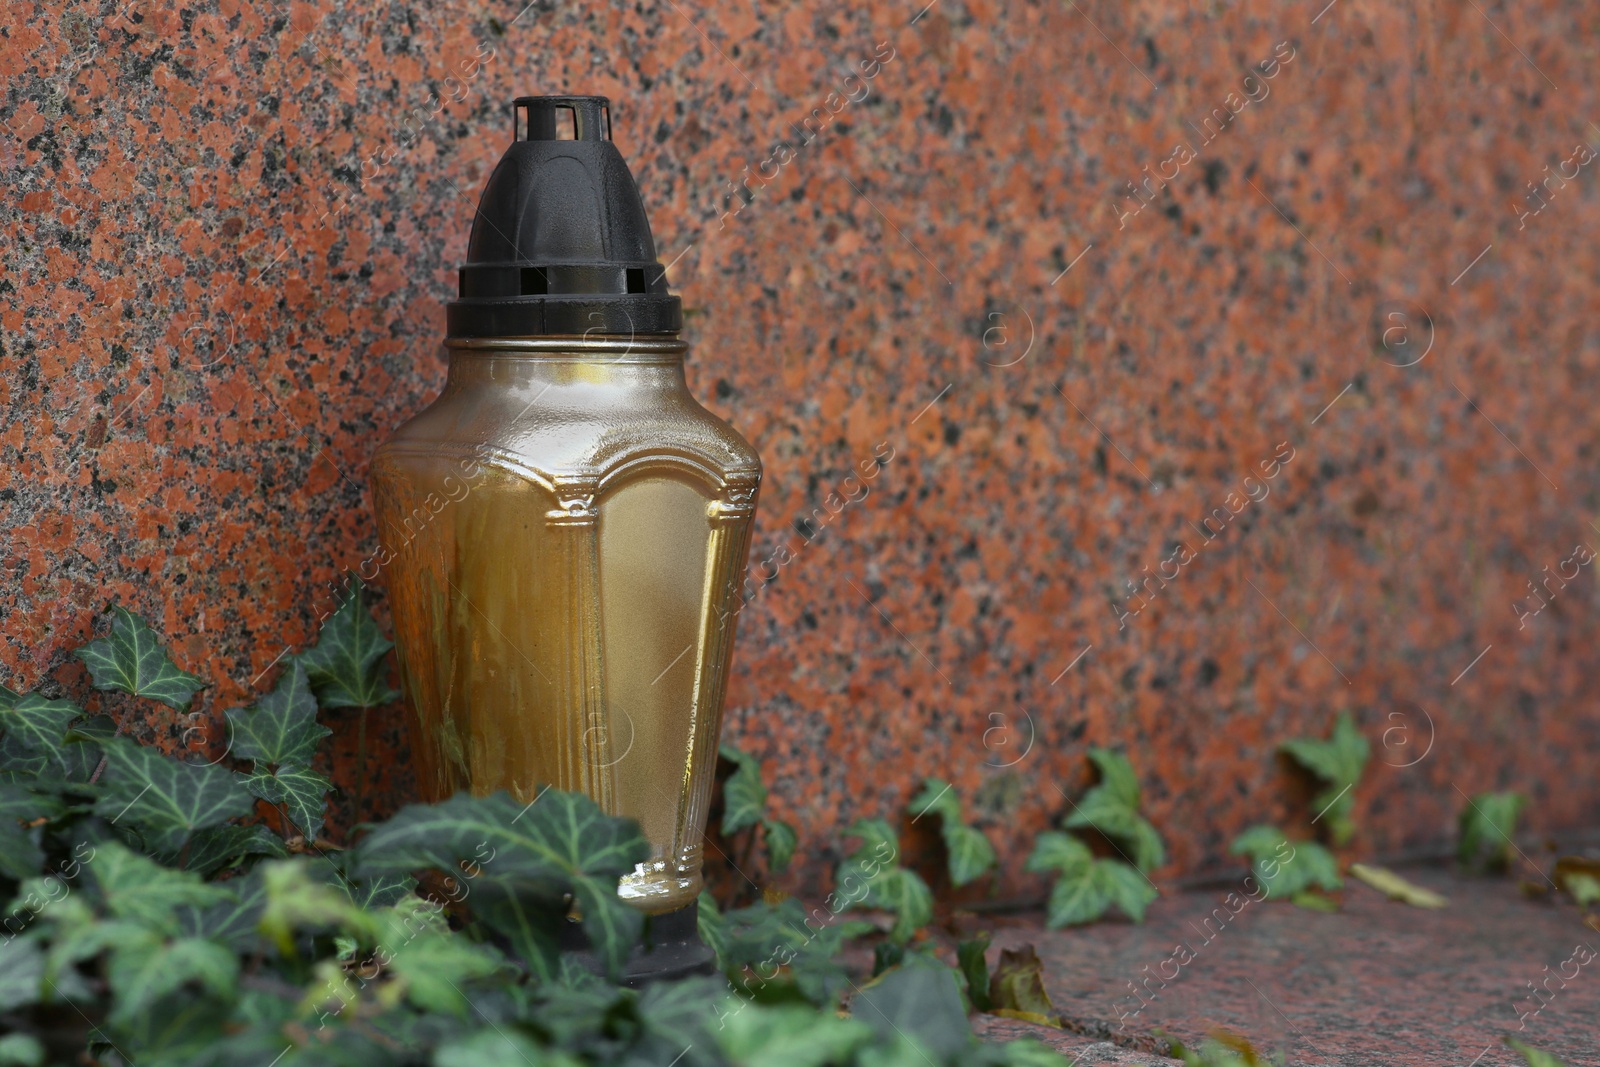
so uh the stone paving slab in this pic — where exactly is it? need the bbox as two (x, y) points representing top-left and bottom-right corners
(970, 864), (1598, 1067)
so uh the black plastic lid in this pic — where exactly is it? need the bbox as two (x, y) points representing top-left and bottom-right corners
(447, 96), (681, 338)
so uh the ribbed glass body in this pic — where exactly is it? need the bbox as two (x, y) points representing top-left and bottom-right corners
(370, 336), (761, 914)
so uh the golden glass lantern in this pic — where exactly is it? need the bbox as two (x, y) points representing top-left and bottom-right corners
(370, 95), (760, 977)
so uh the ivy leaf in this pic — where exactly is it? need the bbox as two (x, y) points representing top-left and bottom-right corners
(1062, 749), (1166, 872)
(0, 938), (44, 1012)
(1031, 831), (1154, 928)
(376, 898), (505, 1014)
(166, 823), (288, 877)
(1040, 860), (1107, 927)
(716, 1002), (871, 1067)
(719, 744), (768, 835)
(298, 581), (399, 710)
(1280, 712), (1370, 847)
(105, 930), (239, 1027)
(178, 865), (269, 953)
(1025, 831), (1093, 877)
(92, 738), (255, 855)
(224, 661), (329, 770)
(956, 933), (992, 1012)
(0, 1034), (44, 1067)
(909, 777), (963, 824)
(708, 897), (870, 1006)
(852, 954), (972, 1062)
(835, 819), (932, 943)
(89, 841), (236, 936)
(74, 607), (205, 711)
(0, 693), (85, 779)
(1506, 1038), (1574, 1067)
(910, 778), (997, 886)
(352, 790), (649, 975)
(0, 784), (61, 880)
(763, 817), (798, 874)
(572, 873), (646, 979)
(1084, 748), (1140, 810)
(436, 1030), (582, 1067)
(697, 891), (728, 970)
(944, 824), (998, 888)
(472, 888), (564, 982)
(244, 766), (332, 842)
(1098, 860), (1159, 922)
(867, 868), (934, 944)
(1230, 826), (1342, 899)
(1458, 791), (1526, 873)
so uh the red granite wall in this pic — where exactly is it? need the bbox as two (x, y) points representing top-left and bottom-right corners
(4, 0), (1598, 894)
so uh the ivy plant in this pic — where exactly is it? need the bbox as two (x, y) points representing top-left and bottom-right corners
(835, 818), (935, 943)
(1062, 748), (1165, 872)
(1025, 748), (1163, 927)
(0, 603), (1068, 1067)
(1026, 831), (1155, 927)
(910, 777), (998, 887)
(1280, 712), (1369, 847)
(718, 742), (798, 875)
(1230, 825), (1341, 905)
(1458, 790), (1526, 873)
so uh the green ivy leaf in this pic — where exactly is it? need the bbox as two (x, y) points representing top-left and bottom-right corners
(956, 933), (992, 1012)
(708, 897), (870, 1006)
(0, 938), (44, 1012)
(719, 743), (768, 835)
(1505, 1038), (1573, 1067)
(353, 790), (649, 977)
(1099, 859), (1159, 922)
(697, 891), (728, 970)
(1085, 748), (1140, 809)
(89, 841), (236, 936)
(911, 778), (997, 886)
(909, 777), (963, 824)
(177, 865), (269, 953)
(1458, 791), (1526, 873)
(167, 822), (288, 877)
(435, 1030), (583, 1067)
(763, 817), (798, 874)
(298, 581), (399, 710)
(92, 738), (255, 855)
(472, 888), (565, 982)
(0, 1033), (44, 1067)
(1280, 712), (1370, 847)
(1230, 826), (1342, 899)
(376, 898), (505, 1015)
(224, 661), (329, 770)
(944, 823), (999, 888)
(716, 1002), (872, 1067)
(1061, 749), (1166, 872)
(74, 607), (205, 711)
(1025, 831), (1093, 876)
(852, 954), (972, 1062)
(244, 766), (332, 842)
(0, 693), (85, 779)
(571, 872), (645, 979)
(867, 868), (934, 944)
(1040, 857), (1154, 927)
(105, 929), (239, 1027)
(0, 783), (61, 880)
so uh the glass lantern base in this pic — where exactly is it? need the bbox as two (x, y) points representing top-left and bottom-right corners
(558, 899), (718, 986)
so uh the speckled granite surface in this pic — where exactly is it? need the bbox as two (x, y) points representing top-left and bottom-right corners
(4, 0), (1600, 890)
(976, 865), (1599, 1066)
